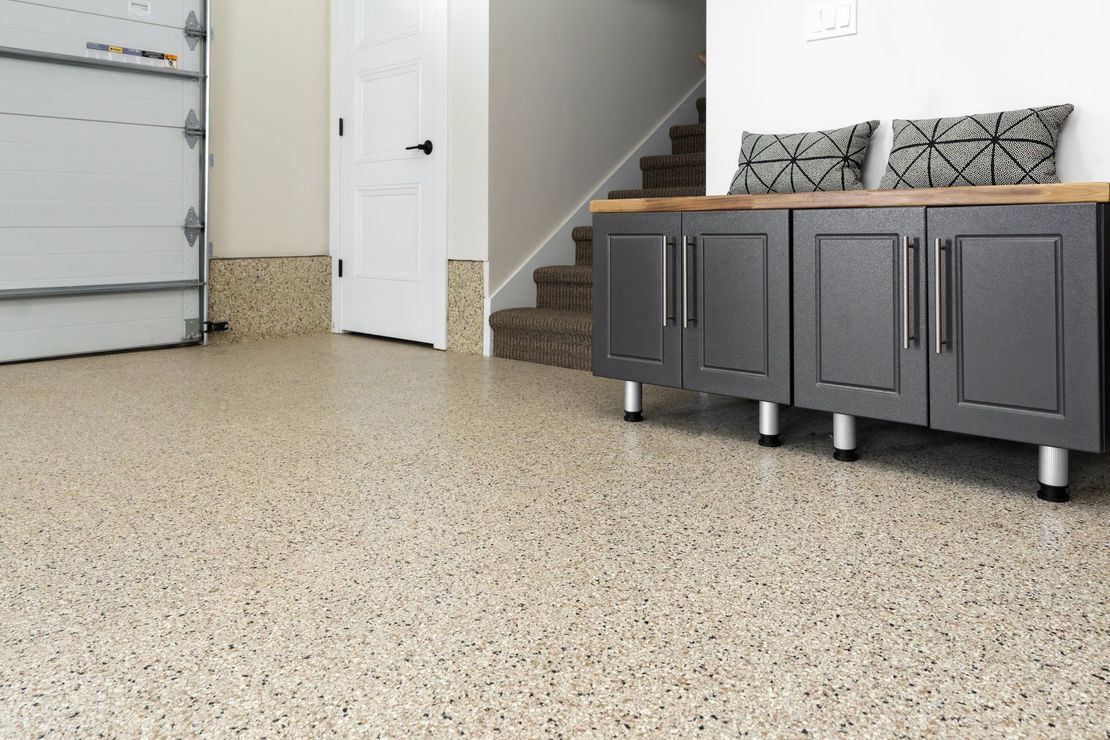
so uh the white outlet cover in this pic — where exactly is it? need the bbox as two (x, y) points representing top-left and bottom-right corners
(806, 0), (857, 41)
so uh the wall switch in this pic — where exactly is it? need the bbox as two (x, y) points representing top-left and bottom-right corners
(838, 2), (852, 27)
(806, 0), (857, 41)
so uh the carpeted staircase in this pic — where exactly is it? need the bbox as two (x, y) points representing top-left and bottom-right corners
(489, 97), (706, 370)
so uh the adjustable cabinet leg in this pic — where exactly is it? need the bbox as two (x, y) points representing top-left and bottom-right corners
(832, 413), (859, 462)
(758, 401), (782, 447)
(623, 381), (643, 423)
(1037, 445), (1070, 502)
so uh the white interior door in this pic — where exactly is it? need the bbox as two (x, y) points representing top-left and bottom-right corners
(337, 0), (445, 347)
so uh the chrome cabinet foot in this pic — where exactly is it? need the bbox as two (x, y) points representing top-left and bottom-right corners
(623, 381), (643, 423)
(758, 401), (782, 447)
(832, 413), (858, 462)
(1037, 445), (1069, 502)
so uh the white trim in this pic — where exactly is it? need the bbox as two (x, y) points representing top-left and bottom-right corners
(329, 0), (341, 333)
(431, 0), (448, 350)
(486, 78), (706, 326)
(329, 0), (449, 349)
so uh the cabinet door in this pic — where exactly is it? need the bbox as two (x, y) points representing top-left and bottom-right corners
(681, 211), (791, 403)
(793, 208), (929, 424)
(592, 213), (683, 387)
(928, 204), (1104, 452)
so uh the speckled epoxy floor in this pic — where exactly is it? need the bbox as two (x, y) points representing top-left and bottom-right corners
(0, 334), (1107, 736)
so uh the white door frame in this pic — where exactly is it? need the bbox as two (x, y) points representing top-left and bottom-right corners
(329, 0), (449, 350)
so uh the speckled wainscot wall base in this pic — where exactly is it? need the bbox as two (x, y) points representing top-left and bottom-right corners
(207, 256), (332, 343)
(447, 260), (485, 354)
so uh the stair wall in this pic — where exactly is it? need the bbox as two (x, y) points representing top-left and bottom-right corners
(488, 90), (706, 370)
(486, 79), (706, 351)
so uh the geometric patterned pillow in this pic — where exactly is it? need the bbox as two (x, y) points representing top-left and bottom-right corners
(879, 104), (1073, 189)
(728, 120), (879, 194)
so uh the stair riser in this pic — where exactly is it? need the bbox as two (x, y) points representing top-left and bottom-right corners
(493, 331), (591, 371)
(671, 135), (705, 155)
(643, 165), (705, 189)
(537, 283), (591, 313)
(575, 241), (592, 266)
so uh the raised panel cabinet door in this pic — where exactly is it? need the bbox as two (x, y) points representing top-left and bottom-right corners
(928, 204), (1105, 452)
(592, 213), (683, 387)
(681, 210), (791, 403)
(793, 207), (929, 424)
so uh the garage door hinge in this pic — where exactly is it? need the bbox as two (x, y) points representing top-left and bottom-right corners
(184, 110), (205, 149)
(183, 208), (205, 247)
(184, 11), (207, 50)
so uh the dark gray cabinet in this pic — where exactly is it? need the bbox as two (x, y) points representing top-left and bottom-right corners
(928, 204), (1105, 452)
(593, 194), (1109, 499)
(592, 213), (682, 387)
(593, 211), (791, 402)
(793, 208), (929, 425)
(682, 211), (791, 403)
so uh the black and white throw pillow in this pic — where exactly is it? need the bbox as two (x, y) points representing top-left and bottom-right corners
(728, 120), (878, 194)
(880, 104), (1073, 189)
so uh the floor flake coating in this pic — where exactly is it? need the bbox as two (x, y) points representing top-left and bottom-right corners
(0, 335), (1107, 736)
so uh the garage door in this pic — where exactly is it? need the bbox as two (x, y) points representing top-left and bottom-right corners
(0, 0), (208, 363)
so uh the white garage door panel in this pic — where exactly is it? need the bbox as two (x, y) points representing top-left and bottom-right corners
(0, 0), (202, 72)
(0, 1), (207, 362)
(1, 171), (181, 202)
(21, 0), (199, 29)
(0, 117), (185, 175)
(0, 200), (184, 228)
(0, 291), (196, 363)
(0, 60), (196, 127)
(0, 228), (189, 289)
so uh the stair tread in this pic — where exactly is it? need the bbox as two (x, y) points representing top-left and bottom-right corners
(670, 123), (705, 137)
(488, 308), (592, 335)
(571, 225), (592, 242)
(534, 264), (591, 284)
(641, 151), (705, 170)
(608, 186), (705, 199)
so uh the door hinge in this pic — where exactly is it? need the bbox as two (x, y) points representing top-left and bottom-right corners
(338, 259), (343, 278)
(184, 207), (205, 247)
(184, 318), (202, 341)
(184, 109), (205, 149)
(184, 11), (207, 50)
(339, 118), (344, 136)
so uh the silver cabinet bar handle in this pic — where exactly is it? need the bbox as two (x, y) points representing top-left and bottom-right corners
(934, 238), (943, 354)
(682, 236), (689, 328)
(661, 236), (668, 327)
(902, 235), (910, 350)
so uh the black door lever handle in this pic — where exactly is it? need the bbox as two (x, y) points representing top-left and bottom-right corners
(405, 140), (433, 155)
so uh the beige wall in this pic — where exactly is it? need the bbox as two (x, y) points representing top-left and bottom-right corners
(208, 0), (330, 259)
(488, 0), (705, 290)
(448, 0), (490, 262)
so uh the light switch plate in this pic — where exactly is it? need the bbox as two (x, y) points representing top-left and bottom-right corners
(806, 0), (857, 41)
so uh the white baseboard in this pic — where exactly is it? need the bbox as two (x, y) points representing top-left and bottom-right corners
(484, 78), (706, 352)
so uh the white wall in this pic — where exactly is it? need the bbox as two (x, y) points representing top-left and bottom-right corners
(209, 0), (330, 258)
(706, 0), (1110, 194)
(448, 0), (490, 263)
(488, 0), (706, 291)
